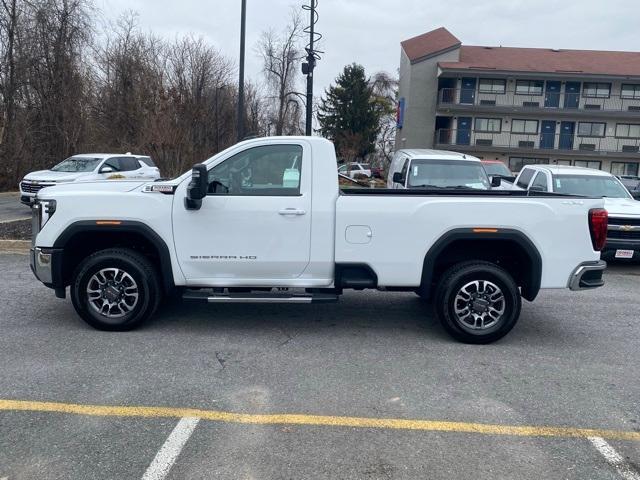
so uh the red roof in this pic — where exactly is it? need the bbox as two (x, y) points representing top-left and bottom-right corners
(402, 28), (640, 77)
(440, 45), (640, 77)
(401, 27), (461, 62)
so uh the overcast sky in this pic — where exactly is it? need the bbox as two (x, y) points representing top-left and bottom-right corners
(98, 0), (639, 95)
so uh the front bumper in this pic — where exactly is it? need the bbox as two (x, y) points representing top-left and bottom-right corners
(602, 239), (640, 261)
(30, 247), (66, 297)
(20, 193), (35, 205)
(568, 260), (607, 291)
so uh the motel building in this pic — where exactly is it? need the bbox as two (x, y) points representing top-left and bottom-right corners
(396, 27), (640, 175)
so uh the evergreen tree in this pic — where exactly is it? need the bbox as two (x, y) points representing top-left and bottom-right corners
(317, 64), (382, 161)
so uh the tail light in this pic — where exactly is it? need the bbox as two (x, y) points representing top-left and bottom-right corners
(589, 208), (608, 251)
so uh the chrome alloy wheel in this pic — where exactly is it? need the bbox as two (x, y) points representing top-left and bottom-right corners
(453, 280), (505, 330)
(86, 268), (139, 318)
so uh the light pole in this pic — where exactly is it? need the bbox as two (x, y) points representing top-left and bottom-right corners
(215, 85), (225, 152)
(237, 0), (247, 142)
(302, 0), (321, 136)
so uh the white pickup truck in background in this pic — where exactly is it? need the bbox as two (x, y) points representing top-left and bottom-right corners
(513, 164), (640, 262)
(30, 137), (607, 343)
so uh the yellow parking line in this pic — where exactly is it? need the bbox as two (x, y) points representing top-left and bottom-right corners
(1, 398), (639, 442)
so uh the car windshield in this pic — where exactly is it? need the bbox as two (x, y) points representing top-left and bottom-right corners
(51, 157), (101, 173)
(407, 159), (491, 189)
(359, 164), (371, 169)
(553, 174), (632, 198)
(483, 162), (512, 177)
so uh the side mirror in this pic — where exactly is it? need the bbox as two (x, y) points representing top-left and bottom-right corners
(100, 166), (114, 174)
(490, 176), (502, 187)
(392, 172), (405, 185)
(185, 163), (208, 210)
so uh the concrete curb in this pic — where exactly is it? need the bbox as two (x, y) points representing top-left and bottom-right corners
(0, 217), (30, 224)
(0, 240), (30, 254)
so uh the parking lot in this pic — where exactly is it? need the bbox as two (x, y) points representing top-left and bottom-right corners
(0, 251), (638, 479)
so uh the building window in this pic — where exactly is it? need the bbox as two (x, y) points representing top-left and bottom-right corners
(615, 124), (640, 139)
(574, 160), (602, 170)
(555, 160), (572, 166)
(621, 84), (640, 99)
(611, 162), (639, 176)
(478, 79), (506, 94)
(474, 118), (502, 133)
(511, 119), (539, 134)
(582, 82), (611, 98)
(578, 122), (606, 137)
(515, 80), (544, 95)
(509, 157), (549, 172)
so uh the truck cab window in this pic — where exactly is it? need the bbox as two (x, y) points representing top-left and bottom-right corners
(516, 168), (535, 189)
(208, 144), (303, 196)
(531, 172), (548, 191)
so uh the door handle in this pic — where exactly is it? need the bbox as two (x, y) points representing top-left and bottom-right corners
(278, 208), (306, 216)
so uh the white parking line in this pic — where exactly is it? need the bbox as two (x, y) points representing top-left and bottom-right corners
(589, 436), (640, 480)
(141, 417), (200, 480)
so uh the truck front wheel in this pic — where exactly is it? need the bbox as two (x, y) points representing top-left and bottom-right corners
(70, 248), (161, 331)
(434, 261), (521, 344)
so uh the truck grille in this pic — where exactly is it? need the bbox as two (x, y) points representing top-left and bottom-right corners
(21, 181), (54, 193)
(607, 218), (640, 241)
(608, 217), (640, 227)
(607, 230), (640, 240)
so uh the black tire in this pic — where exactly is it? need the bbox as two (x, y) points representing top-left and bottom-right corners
(434, 261), (521, 344)
(71, 248), (161, 331)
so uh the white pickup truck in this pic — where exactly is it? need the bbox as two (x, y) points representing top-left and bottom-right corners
(30, 137), (608, 343)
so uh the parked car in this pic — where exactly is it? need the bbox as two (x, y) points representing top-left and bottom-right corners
(481, 160), (516, 187)
(337, 162), (372, 179)
(618, 175), (640, 200)
(513, 165), (640, 261)
(30, 136), (606, 344)
(19, 153), (160, 205)
(387, 149), (498, 190)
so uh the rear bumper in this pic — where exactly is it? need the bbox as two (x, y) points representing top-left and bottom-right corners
(30, 247), (66, 297)
(568, 260), (607, 291)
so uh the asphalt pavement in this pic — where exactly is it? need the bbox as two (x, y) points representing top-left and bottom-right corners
(0, 193), (30, 222)
(0, 252), (638, 479)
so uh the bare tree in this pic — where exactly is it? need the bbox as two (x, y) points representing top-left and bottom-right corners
(257, 10), (303, 136)
(0, 1), (270, 190)
(370, 71), (398, 166)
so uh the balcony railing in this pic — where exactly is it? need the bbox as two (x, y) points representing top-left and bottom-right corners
(434, 128), (640, 155)
(437, 88), (640, 114)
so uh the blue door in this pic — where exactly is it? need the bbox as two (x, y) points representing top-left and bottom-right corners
(545, 81), (561, 108)
(540, 121), (556, 149)
(564, 82), (581, 109)
(456, 117), (472, 145)
(460, 78), (476, 104)
(559, 121), (575, 150)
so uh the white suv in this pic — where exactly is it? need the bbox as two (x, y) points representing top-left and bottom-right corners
(20, 154), (161, 205)
(513, 165), (640, 261)
(337, 162), (372, 179)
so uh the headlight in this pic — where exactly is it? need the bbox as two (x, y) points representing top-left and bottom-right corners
(38, 199), (57, 227)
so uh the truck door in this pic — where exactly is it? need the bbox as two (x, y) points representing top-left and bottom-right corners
(172, 141), (312, 283)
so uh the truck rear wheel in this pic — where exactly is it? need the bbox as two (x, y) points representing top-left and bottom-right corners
(70, 248), (161, 331)
(434, 261), (521, 344)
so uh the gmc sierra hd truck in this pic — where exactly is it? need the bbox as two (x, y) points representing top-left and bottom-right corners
(30, 137), (608, 343)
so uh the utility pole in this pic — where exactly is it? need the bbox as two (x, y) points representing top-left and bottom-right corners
(302, 0), (321, 136)
(237, 0), (247, 141)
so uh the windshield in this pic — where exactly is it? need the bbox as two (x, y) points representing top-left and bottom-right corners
(51, 157), (101, 173)
(407, 159), (491, 190)
(483, 162), (512, 177)
(552, 174), (632, 198)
